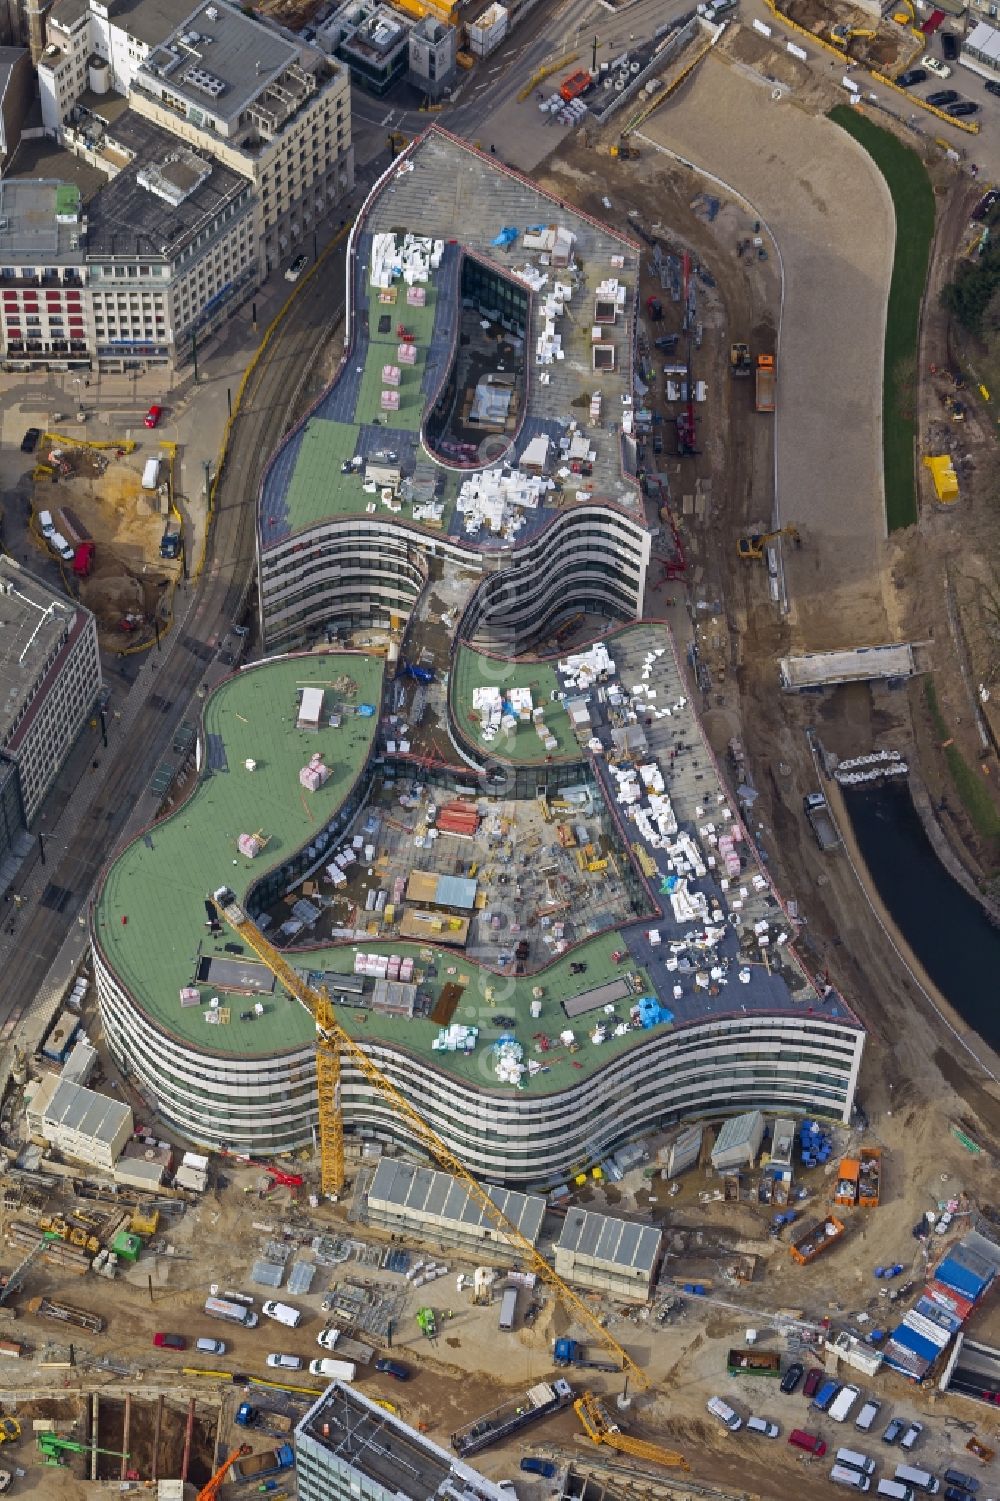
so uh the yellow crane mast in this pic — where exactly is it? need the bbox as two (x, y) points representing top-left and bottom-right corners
(210, 888), (649, 1391)
(574, 1391), (688, 1469)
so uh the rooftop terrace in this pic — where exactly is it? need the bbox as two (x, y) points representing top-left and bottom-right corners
(259, 128), (642, 549)
(94, 623), (859, 1091)
(93, 653), (383, 1058)
(451, 644), (577, 764)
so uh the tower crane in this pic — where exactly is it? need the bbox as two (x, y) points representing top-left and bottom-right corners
(197, 1444), (252, 1501)
(736, 525), (800, 561)
(574, 1391), (688, 1469)
(210, 888), (649, 1390)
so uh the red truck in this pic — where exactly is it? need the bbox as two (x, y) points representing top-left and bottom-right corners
(559, 69), (592, 102)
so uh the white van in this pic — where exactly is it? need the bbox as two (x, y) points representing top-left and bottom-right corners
(706, 1396), (741, 1432)
(262, 1300), (302, 1328)
(50, 531), (75, 562)
(837, 1450), (876, 1476)
(142, 457), (161, 491)
(894, 1467), (940, 1495)
(829, 1384), (861, 1423)
(831, 1465), (871, 1492)
(877, 1483), (914, 1501)
(37, 509), (55, 538)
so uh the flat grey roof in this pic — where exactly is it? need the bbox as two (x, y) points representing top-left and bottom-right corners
(556, 1207), (662, 1275)
(107, 0), (203, 46)
(141, 0), (300, 124)
(779, 644), (916, 689)
(0, 561), (87, 746)
(300, 1383), (506, 1500)
(368, 1158), (545, 1246)
(85, 110), (248, 259)
(0, 179), (84, 265)
(42, 1077), (131, 1146)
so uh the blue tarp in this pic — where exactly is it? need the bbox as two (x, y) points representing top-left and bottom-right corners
(635, 995), (674, 1028)
(935, 1255), (990, 1302)
(491, 227), (519, 247)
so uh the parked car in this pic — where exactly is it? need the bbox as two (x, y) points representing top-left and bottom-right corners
(196, 1337), (226, 1355)
(20, 427), (40, 453)
(803, 1368), (824, 1399)
(285, 254), (308, 283)
(927, 89), (959, 106)
(883, 1418), (906, 1445)
(266, 1353), (302, 1370)
(855, 1399), (882, 1433)
(374, 1358), (411, 1382)
(788, 1429), (827, 1457)
(50, 531), (75, 562)
(944, 100), (979, 117)
(941, 32), (959, 61)
(922, 54), (952, 77)
(900, 1421), (923, 1451)
(781, 1362), (805, 1394)
(747, 1416), (780, 1438)
(37, 509), (55, 539)
(986, 79), (1000, 98)
(520, 1458), (556, 1479)
(897, 68), (927, 87)
(153, 1332), (186, 1350)
(144, 404), (162, 429)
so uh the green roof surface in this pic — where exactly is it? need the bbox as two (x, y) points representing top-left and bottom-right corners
(451, 646), (578, 763)
(94, 654), (384, 1058)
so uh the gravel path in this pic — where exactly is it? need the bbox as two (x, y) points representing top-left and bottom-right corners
(642, 58), (897, 649)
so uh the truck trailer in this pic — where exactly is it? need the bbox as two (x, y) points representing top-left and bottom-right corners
(755, 353), (775, 413)
(804, 793), (840, 851)
(451, 1379), (573, 1458)
(552, 1337), (621, 1373)
(229, 1444), (294, 1482)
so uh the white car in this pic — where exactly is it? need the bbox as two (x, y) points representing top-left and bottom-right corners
(316, 1326), (341, 1350)
(285, 254), (308, 283)
(265, 1352), (302, 1370)
(922, 54), (951, 78)
(747, 1416), (780, 1438)
(50, 531), (75, 562)
(37, 509), (55, 538)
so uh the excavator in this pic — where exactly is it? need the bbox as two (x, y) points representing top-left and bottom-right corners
(737, 525), (800, 560)
(575, 1392), (688, 1470)
(197, 1445), (252, 1501)
(831, 23), (877, 44)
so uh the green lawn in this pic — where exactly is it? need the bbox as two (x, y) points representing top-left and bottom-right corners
(925, 679), (1000, 845)
(830, 107), (936, 531)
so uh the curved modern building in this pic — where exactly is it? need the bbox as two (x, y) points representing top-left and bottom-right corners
(93, 130), (865, 1186)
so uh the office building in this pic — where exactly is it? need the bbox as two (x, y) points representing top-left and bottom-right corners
(0, 558), (101, 824)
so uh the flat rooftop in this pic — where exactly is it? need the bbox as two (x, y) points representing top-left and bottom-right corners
(85, 110), (249, 259)
(298, 1381), (506, 1501)
(260, 127), (641, 548)
(95, 625), (860, 1086)
(779, 643), (916, 690)
(93, 653), (384, 1058)
(0, 179), (83, 265)
(451, 645), (577, 764)
(139, 0), (302, 126)
(0, 561), (87, 745)
(106, 0), (204, 47)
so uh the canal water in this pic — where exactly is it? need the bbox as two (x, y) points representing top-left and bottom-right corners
(841, 780), (1000, 1052)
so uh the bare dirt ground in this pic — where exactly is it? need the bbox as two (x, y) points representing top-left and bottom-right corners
(30, 442), (176, 651)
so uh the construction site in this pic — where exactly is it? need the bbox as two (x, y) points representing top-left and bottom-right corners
(4, 3), (1000, 1496)
(28, 430), (181, 651)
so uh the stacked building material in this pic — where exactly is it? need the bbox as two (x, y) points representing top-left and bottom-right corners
(8, 1223), (91, 1275)
(437, 802), (480, 837)
(300, 754), (332, 791)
